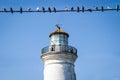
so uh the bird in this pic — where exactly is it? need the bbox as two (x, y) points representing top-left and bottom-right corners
(77, 6), (80, 12)
(107, 6), (112, 9)
(53, 7), (56, 12)
(27, 8), (31, 11)
(10, 8), (13, 13)
(101, 6), (104, 12)
(36, 7), (40, 11)
(42, 7), (45, 12)
(71, 7), (74, 11)
(3, 8), (7, 12)
(55, 24), (61, 30)
(20, 7), (22, 13)
(64, 7), (68, 11)
(88, 8), (92, 12)
(82, 6), (84, 12)
(48, 7), (51, 12)
(94, 6), (98, 10)
(116, 4), (119, 11)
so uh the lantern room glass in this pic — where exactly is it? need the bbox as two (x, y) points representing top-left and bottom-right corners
(50, 34), (68, 45)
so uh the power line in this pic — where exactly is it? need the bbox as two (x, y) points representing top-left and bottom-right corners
(0, 5), (119, 13)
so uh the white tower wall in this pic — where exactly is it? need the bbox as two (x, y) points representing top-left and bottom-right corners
(44, 63), (75, 80)
(41, 52), (77, 80)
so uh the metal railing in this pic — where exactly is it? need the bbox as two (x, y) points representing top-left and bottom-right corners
(41, 45), (77, 54)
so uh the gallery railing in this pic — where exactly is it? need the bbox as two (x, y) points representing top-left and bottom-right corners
(41, 45), (77, 54)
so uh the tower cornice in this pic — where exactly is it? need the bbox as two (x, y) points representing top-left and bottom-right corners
(41, 52), (77, 63)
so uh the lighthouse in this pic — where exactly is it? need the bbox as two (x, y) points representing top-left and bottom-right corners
(41, 26), (78, 80)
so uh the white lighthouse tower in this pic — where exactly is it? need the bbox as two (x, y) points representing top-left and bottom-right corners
(41, 26), (78, 80)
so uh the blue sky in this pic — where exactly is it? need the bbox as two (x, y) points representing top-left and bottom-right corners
(0, 0), (120, 80)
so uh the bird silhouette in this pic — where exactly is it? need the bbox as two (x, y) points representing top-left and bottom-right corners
(55, 24), (61, 30)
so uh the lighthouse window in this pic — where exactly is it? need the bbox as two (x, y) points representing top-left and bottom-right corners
(55, 37), (59, 40)
(59, 40), (64, 44)
(50, 34), (68, 45)
(55, 40), (60, 44)
(59, 37), (64, 41)
(59, 34), (64, 37)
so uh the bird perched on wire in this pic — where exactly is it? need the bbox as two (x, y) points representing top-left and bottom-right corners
(48, 7), (51, 12)
(55, 24), (61, 30)
(3, 8), (7, 12)
(116, 4), (119, 11)
(10, 8), (13, 13)
(36, 7), (40, 11)
(64, 7), (68, 11)
(20, 7), (22, 13)
(71, 7), (74, 11)
(53, 7), (56, 12)
(107, 6), (112, 9)
(94, 6), (98, 10)
(27, 8), (31, 11)
(42, 7), (45, 12)
(77, 6), (80, 12)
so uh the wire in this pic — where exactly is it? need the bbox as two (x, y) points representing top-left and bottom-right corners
(0, 5), (119, 13)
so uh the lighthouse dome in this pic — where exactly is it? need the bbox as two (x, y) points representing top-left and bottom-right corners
(49, 29), (69, 37)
